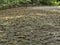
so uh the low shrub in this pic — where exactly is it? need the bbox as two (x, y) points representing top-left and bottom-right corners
(0, 0), (60, 10)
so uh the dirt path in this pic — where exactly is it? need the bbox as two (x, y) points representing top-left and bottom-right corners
(0, 7), (60, 45)
(0, 6), (60, 17)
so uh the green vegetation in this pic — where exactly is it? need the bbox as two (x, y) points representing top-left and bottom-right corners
(0, 0), (60, 6)
(0, 0), (60, 10)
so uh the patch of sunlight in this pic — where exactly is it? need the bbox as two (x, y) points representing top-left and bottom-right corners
(0, 31), (3, 33)
(0, 15), (25, 20)
(46, 23), (55, 26)
(58, 6), (60, 7)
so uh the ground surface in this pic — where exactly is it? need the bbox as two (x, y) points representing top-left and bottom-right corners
(0, 7), (60, 45)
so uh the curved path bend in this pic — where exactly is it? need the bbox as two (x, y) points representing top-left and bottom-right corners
(0, 6), (60, 45)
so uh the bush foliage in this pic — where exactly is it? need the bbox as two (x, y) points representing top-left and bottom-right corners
(0, 0), (60, 7)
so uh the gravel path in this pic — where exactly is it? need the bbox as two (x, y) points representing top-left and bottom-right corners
(0, 7), (60, 45)
(0, 6), (60, 17)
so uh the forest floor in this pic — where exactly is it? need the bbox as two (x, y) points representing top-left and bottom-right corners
(0, 6), (60, 45)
